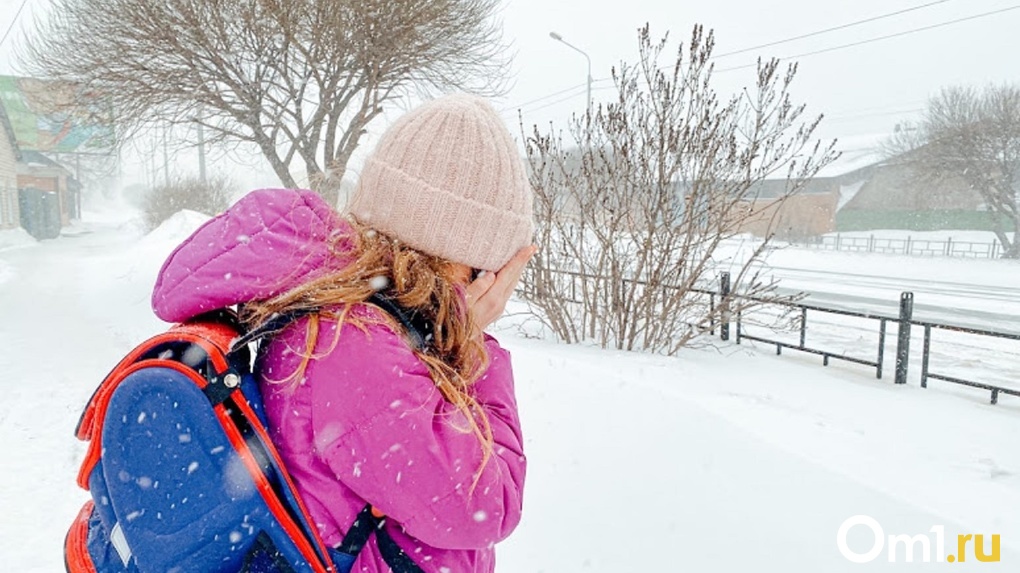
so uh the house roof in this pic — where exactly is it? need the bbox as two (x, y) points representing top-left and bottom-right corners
(747, 134), (898, 200)
(18, 149), (66, 170)
(0, 101), (21, 162)
(749, 177), (840, 199)
(814, 133), (892, 179)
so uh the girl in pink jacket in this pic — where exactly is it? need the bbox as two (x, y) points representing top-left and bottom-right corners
(152, 94), (533, 572)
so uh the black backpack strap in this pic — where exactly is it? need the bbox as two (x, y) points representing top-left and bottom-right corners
(227, 299), (430, 571)
(339, 298), (430, 571)
(366, 293), (433, 352)
(239, 531), (299, 573)
(227, 307), (320, 359)
(227, 295), (431, 359)
(375, 526), (425, 573)
(336, 504), (377, 557)
(337, 504), (425, 573)
(201, 308), (320, 406)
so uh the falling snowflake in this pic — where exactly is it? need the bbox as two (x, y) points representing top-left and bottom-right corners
(182, 344), (207, 368)
(223, 456), (257, 499)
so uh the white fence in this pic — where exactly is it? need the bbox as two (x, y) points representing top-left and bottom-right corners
(793, 234), (1007, 259)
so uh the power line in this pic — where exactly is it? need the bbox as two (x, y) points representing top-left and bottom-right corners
(824, 108), (925, 123)
(518, 85), (590, 115)
(501, 81), (590, 113)
(713, 0), (953, 59)
(511, 1), (957, 112)
(511, 3), (1019, 117)
(0, 0), (29, 48)
(717, 4), (1020, 73)
(827, 100), (928, 115)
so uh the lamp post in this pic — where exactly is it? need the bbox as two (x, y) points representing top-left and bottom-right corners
(549, 31), (591, 110)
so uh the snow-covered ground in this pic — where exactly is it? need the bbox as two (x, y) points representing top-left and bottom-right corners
(1, 208), (1018, 571)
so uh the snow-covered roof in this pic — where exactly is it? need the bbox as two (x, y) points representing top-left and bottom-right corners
(814, 133), (892, 179)
(18, 150), (68, 171)
(0, 102), (20, 163)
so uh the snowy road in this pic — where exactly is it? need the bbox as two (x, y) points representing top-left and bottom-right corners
(737, 249), (1020, 394)
(767, 264), (1020, 333)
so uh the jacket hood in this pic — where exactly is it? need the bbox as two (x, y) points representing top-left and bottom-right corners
(152, 188), (347, 323)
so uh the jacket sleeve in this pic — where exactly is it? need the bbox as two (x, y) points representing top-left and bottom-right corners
(309, 322), (526, 550)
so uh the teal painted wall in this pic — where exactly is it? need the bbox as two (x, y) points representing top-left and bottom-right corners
(835, 210), (1008, 232)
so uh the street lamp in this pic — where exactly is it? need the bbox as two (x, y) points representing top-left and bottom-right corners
(549, 31), (592, 110)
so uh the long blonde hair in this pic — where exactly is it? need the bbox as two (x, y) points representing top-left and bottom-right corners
(241, 219), (494, 481)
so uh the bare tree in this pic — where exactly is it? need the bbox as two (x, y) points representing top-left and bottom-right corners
(519, 25), (836, 354)
(23, 0), (508, 206)
(887, 86), (1020, 258)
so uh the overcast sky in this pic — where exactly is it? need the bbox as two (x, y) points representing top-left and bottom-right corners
(498, 0), (1020, 140)
(1, 0), (1018, 191)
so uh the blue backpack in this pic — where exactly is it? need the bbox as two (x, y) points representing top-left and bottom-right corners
(64, 297), (428, 573)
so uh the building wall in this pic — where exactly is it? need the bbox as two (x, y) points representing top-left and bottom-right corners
(18, 163), (75, 225)
(0, 125), (17, 229)
(17, 174), (58, 193)
(842, 163), (982, 212)
(739, 192), (839, 239)
(54, 173), (69, 224)
(833, 162), (997, 231)
(835, 209), (1006, 232)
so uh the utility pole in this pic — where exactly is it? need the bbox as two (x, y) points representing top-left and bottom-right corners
(162, 126), (170, 187)
(196, 107), (207, 183)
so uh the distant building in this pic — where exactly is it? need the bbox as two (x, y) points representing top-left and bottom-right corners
(741, 136), (998, 238)
(17, 149), (79, 225)
(739, 177), (843, 240)
(0, 76), (113, 237)
(0, 110), (80, 237)
(835, 161), (993, 232)
(529, 137), (998, 239)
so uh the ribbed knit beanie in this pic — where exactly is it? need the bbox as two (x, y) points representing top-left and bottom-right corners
(347, 94), (534, 271)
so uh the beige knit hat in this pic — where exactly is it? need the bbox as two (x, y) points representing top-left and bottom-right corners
(347, 94), (534, 271)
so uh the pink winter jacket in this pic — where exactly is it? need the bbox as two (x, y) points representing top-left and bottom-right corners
(151, 188), (526, 573)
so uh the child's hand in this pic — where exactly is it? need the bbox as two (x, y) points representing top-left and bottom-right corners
(466, 245), (537, 333)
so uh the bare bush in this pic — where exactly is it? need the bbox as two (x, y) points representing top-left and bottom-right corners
(143, 176), (233, 231)
(519, 25), (836, 354)
(24, 0), (509, 206)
